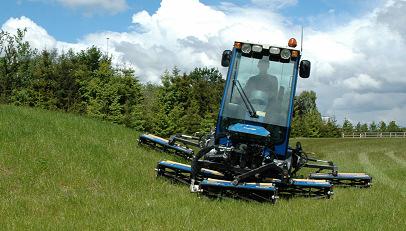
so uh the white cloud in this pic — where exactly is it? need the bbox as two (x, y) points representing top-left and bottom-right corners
(79, 0), (294, 82)
(331, 92), (406, 124)
(1, 16), (86, 51)
(1, 16), (56, 50)
(332, 93), (406, 112)
(2, 0), (406, 125)
(342, 74), (381, 90)
(298, 0), (406, 125)
(56, 0), (128, 14)
(251, 0), (298, 9)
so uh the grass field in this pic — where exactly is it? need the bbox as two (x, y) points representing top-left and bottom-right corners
(0, 105), (405, 230)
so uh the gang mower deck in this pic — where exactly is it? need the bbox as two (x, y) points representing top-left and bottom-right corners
(139, 134), (194, 159)
(199, 179), (278, 203)
(155, 160), (333, 203)
(309, 172), (372, 187)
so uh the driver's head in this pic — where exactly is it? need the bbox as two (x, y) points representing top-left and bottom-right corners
(250, 90), (268, 111)
(257, 59), (269, 74)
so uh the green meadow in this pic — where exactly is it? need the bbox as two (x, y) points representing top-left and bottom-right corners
(0, 105), (405, 230)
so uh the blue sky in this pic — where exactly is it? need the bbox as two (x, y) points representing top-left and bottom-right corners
(1, 0), (379, 42)
(1, 0), (405, 125)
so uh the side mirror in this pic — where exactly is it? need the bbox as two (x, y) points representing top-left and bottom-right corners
(221, 50), (232, 67)
(299, 60), (311, 78)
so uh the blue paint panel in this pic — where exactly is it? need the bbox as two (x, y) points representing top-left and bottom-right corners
(228, 123), (270, 137)
(292, 180), (331, 188)
(286, 59), (300, 129)
(159, 161), (191, 173)
(216, 47), (237, 146)
(310, 173), (371, 180)
(216, 48), (237, 135)
(200, 180), (276, 192)
(277, 58), (301, 157)
(158, 161), (224, 179)
(274, 144), (286, 157)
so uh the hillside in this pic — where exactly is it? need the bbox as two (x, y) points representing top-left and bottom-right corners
(0, 105), (405, 230)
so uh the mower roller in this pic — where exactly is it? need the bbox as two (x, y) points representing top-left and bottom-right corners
(138, 39), (371, 203)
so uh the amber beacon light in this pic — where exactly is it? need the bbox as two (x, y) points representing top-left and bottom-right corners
(288, 38), (297, 48)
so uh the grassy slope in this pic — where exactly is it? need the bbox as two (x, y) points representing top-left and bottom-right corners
(0, 105), (405, 230)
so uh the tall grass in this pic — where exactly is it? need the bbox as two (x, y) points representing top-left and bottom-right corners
(0, 105), (405, 230)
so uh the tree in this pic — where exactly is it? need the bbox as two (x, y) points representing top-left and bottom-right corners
(360, 123), (368, 132)
(149, 67), (224, 136)
(291, 115), (305, 137)
(180, 99), (202, 134)
(291, 91), (326, 137)
(387, 121), (400, 132)
(378, 121), (387, 132)
(320, 118), (341, 138)
(0, 28), (34, 103)
(30, 49), (58, 109)
(355, 122), (362, 132)
(369, 121), (377, 132)
(302, 110), (323, 138)
(134, 83), (160, 132)
(342, 118), (353, 134)
(293, 90), (318, 117)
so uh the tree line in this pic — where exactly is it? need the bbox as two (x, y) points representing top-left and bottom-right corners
(1, 29), (404, 138)
(342, 119), (404, 133)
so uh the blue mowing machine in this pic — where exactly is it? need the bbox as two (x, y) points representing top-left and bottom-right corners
(139, 38), (372, 203)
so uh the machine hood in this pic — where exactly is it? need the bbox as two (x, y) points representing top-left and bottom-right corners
(228, 123), (270, 138)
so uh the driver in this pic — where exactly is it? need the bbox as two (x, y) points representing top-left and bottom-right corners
(244, 59), (278, 111)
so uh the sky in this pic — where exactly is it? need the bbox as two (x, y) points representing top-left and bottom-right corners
(1, 0), (406, 126)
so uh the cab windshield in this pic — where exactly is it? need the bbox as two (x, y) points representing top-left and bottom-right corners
(220, 52), (296, 143)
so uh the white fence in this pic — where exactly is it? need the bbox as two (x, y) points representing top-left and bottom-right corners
(342, 132), (406, 138)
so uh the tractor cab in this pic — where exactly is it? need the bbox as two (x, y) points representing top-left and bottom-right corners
(216, 40), (310, 157)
